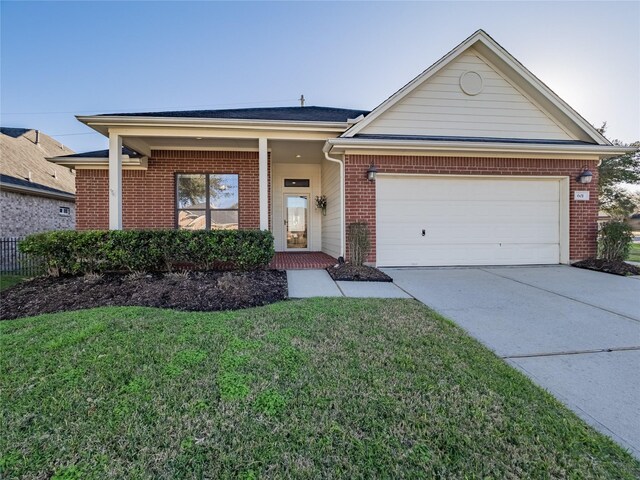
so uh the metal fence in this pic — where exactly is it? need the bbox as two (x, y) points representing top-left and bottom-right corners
(0, 237), (43, 276)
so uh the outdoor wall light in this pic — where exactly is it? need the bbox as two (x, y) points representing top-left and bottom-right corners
(366, 164), (378, 181)
(576, 167), (593, 184)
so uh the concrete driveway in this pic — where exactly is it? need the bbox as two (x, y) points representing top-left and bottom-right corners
(384, 265), (640, 458)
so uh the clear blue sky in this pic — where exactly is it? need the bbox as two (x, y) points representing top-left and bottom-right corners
(2, 1), (638, 153)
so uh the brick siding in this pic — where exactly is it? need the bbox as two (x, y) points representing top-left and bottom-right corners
(76, 150), (270, 230)
(344, 155), (599, 263)
(0, 190), (75, 237)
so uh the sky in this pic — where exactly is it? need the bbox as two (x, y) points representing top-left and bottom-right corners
(1, 1), (639, 154)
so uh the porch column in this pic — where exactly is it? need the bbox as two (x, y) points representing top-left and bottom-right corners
(108, 132), (123, 230)
(258, 137), (269, 230)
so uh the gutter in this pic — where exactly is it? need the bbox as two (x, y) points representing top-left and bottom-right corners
(322, 142), (345, 260)
(77, 115), (351, 132)
(1, 181), (75, 202)
(326, 138), (634, 158)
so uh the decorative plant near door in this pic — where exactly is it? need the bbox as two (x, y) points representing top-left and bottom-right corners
(315, 195), (327, 216)
(348, 222), (371, 266)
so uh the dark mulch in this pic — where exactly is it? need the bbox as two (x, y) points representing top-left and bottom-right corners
(326, 263), (392, 282)
(572, 258), (640, 276)
(0, 270), (288, 320)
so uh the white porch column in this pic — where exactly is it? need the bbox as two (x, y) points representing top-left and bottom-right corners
(108, 132), (123, 230)
(258, 137), (269, 230)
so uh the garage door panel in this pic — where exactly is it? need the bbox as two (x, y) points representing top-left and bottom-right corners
(376, 176), (561, 266)
(377, 243), (560, 266)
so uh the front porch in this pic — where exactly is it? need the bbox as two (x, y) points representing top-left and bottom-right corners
(269, 252), (337, 270)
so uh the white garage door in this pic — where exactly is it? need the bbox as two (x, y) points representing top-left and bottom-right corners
(376, 176), (562, 266)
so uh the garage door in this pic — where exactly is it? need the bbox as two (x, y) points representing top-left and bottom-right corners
(376, 176), (562, 266)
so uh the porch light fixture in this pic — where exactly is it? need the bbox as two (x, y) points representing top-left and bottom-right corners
(576, 166), (593, 184)
(366, 164), (378, 182)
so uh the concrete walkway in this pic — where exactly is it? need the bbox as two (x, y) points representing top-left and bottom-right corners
(384, 265), (640, 459)
(287, 269), (410, 299)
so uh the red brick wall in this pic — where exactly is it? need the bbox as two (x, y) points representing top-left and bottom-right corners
(344, 155), (599, 263)
(76, 150), (268, 230)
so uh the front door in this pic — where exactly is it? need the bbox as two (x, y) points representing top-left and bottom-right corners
(284, 194), (309, 250)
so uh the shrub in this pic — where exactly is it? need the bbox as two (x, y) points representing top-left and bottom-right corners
(19, 229), (274, 276)
(348, 222), (371, 266)
(598, 221), (633, 261)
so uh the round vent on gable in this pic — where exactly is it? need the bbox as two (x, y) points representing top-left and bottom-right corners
(459, 71), (484, 96)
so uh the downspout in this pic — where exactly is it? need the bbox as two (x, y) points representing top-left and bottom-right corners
(323, 142), (345, 259)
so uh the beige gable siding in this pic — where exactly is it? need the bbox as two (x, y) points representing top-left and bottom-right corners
(360, 50), (574, 140)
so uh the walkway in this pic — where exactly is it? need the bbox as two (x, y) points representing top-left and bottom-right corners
(287, 269), (410, 299)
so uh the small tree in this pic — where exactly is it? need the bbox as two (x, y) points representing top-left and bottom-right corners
(598, 221), (633, 262)
(348, 222), (371, 266)
(596, 123), (640, 220)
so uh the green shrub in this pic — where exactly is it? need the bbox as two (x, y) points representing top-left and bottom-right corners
(598, 221), (633, 261)
(347, 222), (371, 266)
(19, 229), (274, 276)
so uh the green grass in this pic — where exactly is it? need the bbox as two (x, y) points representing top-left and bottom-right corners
(1, 299), (638, 479)
(0, 275), (24, 291)
(627, 243), (640, 262)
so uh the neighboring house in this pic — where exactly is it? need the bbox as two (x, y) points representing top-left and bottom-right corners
(1, 128), (76, 237)
(50, 30), (632, 267)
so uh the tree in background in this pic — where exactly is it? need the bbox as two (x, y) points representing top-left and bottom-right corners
(596, 123), (640, 220)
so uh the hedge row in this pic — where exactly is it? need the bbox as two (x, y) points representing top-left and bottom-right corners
(19, 230), (275, 275)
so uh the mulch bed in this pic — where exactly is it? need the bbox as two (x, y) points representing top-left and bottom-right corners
(572, 258), (640, 276)
(0, 270), (288, 320)
(326, 263), (392, 282)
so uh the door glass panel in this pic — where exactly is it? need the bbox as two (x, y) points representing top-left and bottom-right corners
(286, 195), (308, 249)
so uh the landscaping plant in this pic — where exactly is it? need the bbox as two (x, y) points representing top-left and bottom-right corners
(598, 221), (633, 262)
(19, 229), (275, 275)
(347, 222), (371, 266)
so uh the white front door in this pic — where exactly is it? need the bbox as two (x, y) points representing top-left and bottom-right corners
(284, 194), (309, 250)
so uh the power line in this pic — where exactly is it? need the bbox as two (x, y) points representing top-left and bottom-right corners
(1, 98), (300, 115)
(48, 132), (101, 137)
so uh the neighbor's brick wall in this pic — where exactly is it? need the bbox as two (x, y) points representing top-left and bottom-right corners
(0, 190), (75, 237)
(344, 155), (599, 263)
(76, 150), (270, 230)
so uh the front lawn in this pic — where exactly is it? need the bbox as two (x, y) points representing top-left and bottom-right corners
(1, 299), (638, 478)
(628, 243), (640, 262)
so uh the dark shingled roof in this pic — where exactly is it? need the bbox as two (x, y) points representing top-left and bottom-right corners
(351, 134), (597, 145)
(98, 106), (370, 123)
(0, 174), (74, 197)
(0, 127), (31, 139)
(55, 147), (141, 159)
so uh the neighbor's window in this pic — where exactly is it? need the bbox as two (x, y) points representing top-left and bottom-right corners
(176, 174), (239, 230)
(59, 206), (71, 216)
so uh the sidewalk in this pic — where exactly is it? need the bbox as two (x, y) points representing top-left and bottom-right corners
(287, 269), (411, 299)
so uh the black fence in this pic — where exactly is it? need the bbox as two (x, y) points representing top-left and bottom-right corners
(0, 237), (43, 277)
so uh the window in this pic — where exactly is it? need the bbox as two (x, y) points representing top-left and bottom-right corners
(59, 206), (71, 216)
(284, 178), (310, 188)
(176, 174), (238, 230)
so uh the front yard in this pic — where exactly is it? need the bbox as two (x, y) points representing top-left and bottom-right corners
(2, 298), (638, 478)
(628, 242), (640, 262)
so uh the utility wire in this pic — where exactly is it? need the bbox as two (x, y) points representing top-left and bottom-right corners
(1, 98), (300, 115)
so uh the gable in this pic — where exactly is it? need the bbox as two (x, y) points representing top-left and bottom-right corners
(358, 49), (574, 141)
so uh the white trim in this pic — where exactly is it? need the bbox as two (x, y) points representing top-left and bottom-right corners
(323, 147), (345, 258)
(108, 132), (123, 230)
(326, 137), (631, 159)
(375, 173), (570, 266)
(49, 156), (148, 170)
(259, 138), (269, 230)
(342, 30), (610, 145)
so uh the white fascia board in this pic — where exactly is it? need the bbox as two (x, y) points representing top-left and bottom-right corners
(47, 155), (148, 170)
(326, 138), (634, 159)
(342, 30), (611, 146)
(76, 115), (350, 134)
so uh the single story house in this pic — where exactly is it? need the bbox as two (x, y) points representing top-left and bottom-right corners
(50, 30), (631, 267)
